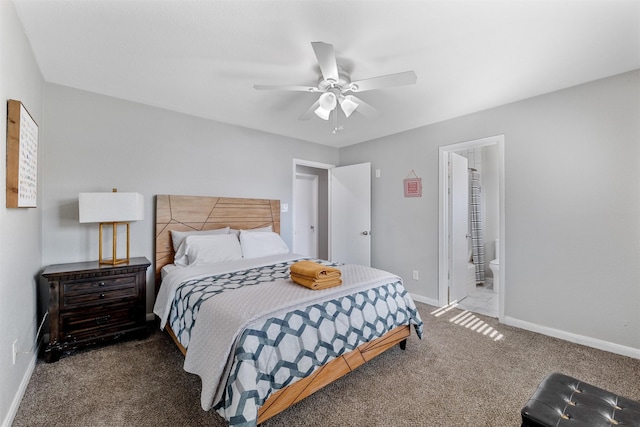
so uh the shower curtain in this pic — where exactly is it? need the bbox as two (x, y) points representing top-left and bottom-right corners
(469, 170), (485, 283)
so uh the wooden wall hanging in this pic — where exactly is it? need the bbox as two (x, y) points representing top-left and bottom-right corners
(6, 99), (38, 208)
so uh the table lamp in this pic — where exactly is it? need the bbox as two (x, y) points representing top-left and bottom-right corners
(79, 189), (144, 265)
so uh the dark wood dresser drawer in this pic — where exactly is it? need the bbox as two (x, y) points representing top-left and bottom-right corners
(61, 303), (139, 341)
(62, 275), (137, 308)
(42, 257), (151, 362)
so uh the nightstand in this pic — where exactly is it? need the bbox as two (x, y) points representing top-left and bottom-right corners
(42, 257), (151, 362)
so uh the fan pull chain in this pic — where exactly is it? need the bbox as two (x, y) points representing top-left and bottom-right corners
(332, 109), (343, 134)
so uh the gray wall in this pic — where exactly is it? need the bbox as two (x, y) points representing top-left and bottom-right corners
(40, 83), (340, 313)
(340, 70), (640, 352)
(0, 1), (44, 425)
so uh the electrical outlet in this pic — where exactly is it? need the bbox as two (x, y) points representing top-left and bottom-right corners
(412, 270), (419, 280)
(12, 339), (17, 365)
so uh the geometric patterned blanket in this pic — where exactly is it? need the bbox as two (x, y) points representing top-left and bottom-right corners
(168, 258), (336, 350)
(219, 280), (423, 426)
(156, 256), (423, 427)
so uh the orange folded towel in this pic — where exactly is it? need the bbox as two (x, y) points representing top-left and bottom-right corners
(290, 260), (341, 280)
(290, 272), (342, 290)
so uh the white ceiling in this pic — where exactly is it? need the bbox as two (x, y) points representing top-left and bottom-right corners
(13, 0), (640, 148)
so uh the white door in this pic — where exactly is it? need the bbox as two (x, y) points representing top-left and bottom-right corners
(450, 152), (469, 303)
(330, 163), (371, 266)
(293, 173), (318, 258)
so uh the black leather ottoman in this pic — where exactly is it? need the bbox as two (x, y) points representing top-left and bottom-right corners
(521, 373), (640, 426)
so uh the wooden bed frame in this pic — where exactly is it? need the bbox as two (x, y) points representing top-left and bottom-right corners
(154, 194), (410, 424)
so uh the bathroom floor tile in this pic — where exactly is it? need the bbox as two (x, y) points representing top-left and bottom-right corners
(456, 286), (498, 317)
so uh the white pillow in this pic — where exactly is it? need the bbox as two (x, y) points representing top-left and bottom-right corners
(174, 234), (242, 266)
(171, 227), (229, 253)
(239, 231), (289, 259)
(230, 224), (272, 238)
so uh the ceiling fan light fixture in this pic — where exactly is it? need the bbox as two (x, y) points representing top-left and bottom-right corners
(314, 106), (331, 120)
(318, 92), (337, 110)
(314, 92), (337, 120)
(253, 42), (416, 128)
(339, 95), (358, 118)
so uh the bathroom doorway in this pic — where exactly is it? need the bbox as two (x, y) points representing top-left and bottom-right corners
(438, 135), (505, 320)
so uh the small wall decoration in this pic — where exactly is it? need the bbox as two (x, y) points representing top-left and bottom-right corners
(403, 170), (422, 197)
(6, 100), (38, 208)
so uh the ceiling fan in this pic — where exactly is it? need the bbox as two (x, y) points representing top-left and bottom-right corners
(254, 42), (417, 128)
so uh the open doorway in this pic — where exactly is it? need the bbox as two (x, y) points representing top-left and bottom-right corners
(438, 135), (505, 320)
(292, 159), (333, 259)
(294, 172), (320, 258)
(292, 159), (372, 265)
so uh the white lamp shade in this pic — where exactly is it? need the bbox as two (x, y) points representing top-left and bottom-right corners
(79, 192), (144, 223)
(339, 95), (359, 118)
(314, 106), (331, 120)
(318, 92), (337, 110)
(314, 92), (338, 120)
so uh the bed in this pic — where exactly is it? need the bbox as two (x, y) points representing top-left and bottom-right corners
(153, 195), (423, 426)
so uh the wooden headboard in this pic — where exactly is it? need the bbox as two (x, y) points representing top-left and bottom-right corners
(155, 195), (280, 288)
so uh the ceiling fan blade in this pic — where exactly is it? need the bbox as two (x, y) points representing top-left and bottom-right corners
(349, 70), (417, 93)
(299, 99), (320, 120)
(348, 95), (379, 118)
(254, 84), (319, 92)
(311, 42), (339, 83)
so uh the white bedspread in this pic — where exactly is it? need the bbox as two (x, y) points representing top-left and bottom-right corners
(154, 254), (301, 329)
(153, 254), (423, 424)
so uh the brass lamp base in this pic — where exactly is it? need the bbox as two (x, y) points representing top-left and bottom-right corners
(99, 222), (130, 265)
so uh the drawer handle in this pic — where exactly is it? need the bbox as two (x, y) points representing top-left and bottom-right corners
(99, 293), (105, 299)
(98, 282), (106, 287)
(95, 315), (111, 325)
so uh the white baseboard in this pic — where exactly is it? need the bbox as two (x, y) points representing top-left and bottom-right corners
(503, 315), (640, 360)
(410, 293), (439, 307)
(409, 294), (640, 360)
(2, 348), (38, 427)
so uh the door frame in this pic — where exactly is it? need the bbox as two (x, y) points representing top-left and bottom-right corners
(293, 172), (319, 257)
(292, 158), (335, 258)
(438, 135), (505, 320)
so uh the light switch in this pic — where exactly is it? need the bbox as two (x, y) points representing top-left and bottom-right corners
(281, 203), (288, 213)
(375, 169), (381, 178)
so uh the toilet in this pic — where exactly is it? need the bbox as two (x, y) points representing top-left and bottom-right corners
(489, 239), (500, 293)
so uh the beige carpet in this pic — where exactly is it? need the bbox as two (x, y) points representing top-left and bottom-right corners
(13, 303), (640, 426)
